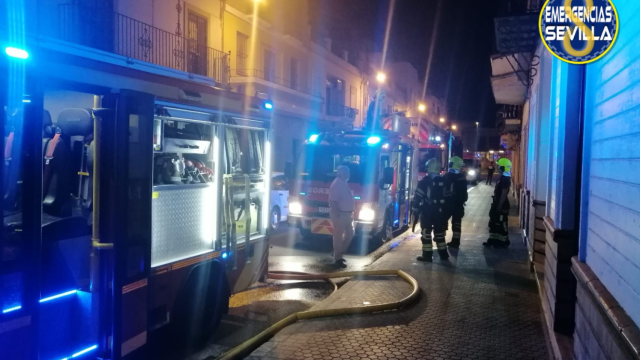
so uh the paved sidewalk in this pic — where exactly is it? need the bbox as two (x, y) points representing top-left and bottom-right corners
(249, 184), (549, 360)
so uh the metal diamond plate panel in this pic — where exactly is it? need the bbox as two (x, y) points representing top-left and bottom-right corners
(151, 184), (215, 267)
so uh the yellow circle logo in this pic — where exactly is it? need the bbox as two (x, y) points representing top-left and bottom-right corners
(539, 0), (619, 64)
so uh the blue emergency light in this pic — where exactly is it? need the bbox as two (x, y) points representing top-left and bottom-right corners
(2, 305), (21, 314)
(308, 134), (319, 143)
(367, 136), (381, 145)
(5, 46), (29, 59)
(222, 252), (228, 259)
(263, 101), (273, 110)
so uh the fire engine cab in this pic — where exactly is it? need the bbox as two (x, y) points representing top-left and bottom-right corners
(287, 122), (415, 243)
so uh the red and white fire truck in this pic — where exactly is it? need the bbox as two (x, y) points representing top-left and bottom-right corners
(414, 118), (450, 180)
(287, 117), (415, 242)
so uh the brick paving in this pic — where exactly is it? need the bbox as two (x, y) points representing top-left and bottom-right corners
(248, 184), (549, 360)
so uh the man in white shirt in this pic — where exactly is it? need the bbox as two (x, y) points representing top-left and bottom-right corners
(329, 165), (355, 268)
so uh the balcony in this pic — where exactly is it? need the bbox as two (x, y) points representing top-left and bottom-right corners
(326, 104), (359, 121)
(231, 68), (320, 97)
(56, 4), (229, 85)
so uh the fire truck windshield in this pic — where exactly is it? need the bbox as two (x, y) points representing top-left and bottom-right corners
(418, 148), (441, 172)
(297, 146), (378, 184)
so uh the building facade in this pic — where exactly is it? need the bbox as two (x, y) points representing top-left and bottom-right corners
(491, 0), (640, 359)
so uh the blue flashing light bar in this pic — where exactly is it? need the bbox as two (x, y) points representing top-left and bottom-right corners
(354, 196), (361, 200)
(40, 290), (77, 303)
(300, 192), (306, 195)
(222, 252), (228, 259)
(367, 136), (381, 145)
(5, 47), (29, 59)
(263, 101), (273, 110)
(2, 305), (22, 313)
(308, 134), (319, 143)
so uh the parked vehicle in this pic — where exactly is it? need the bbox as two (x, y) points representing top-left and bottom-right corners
(463, 159), (480, 184)
(270, 172), (290, 229)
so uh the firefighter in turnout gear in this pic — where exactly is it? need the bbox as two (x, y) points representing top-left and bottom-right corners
(444, 156), (468, 248)
(484, 158), (512, 248)
(412, 159), (449, 262)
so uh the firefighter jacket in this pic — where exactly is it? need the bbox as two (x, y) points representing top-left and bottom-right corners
(444, 171), (468, 205)
(412, 175), (446, 215)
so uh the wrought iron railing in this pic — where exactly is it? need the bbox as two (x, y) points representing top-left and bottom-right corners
(232, 68), (320, 97)
(326, 104), (359, 120)
(57, 4), (229, 84)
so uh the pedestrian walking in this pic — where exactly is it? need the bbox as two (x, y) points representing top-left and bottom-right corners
(444, 156), (468, 248)
(412, 158), (449, 262)
(484, 158), (512, 248)
(329, 165), (355, 268)
(486, 160), (495, 185)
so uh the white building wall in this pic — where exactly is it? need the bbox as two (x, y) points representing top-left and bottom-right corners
(581, 0), (640, 324)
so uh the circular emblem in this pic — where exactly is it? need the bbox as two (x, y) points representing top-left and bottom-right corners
(539, 0), (619, 64)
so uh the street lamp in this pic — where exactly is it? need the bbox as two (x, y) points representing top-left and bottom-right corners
(452, 124), (457, 130)
(418, 103), (426, 113)
(439, 117), (445, 123)
(376, 72), (386, 83)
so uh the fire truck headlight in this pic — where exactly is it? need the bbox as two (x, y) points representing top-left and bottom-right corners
(468, 170), (476, 176)
(358, 206), (376, 221)
(289, 201), (302, 215)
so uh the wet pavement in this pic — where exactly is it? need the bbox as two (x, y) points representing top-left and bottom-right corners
(247, 183), (549, 360)
(182, 217), (417, 360)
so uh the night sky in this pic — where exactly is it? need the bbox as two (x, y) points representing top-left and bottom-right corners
(309, 0), (499, 128)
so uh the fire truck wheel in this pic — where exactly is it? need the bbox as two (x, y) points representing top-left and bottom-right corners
(381, 215), (393, 242)
(270, 206), (281, 230)
(171, 259), (230, 349)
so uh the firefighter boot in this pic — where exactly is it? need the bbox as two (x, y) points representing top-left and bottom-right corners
(417, 230), (433, 262)
(434, 232), (449, 260)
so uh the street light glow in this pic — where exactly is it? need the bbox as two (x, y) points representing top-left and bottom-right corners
(475, 122), (479, 125)
(439, 117), (445, 123)
(418, 103), (426, 112)
(376, 72), (386, 83)
(452, 125), (457, 130)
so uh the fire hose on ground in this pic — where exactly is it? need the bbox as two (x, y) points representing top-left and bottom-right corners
(215, 269), (420, 360)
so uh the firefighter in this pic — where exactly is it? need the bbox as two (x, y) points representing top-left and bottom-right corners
(484, 158), (512, 248)
(412, 158), (449, 262)
(444, 156), (468, 248)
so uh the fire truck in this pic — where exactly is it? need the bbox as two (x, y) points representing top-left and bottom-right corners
(1, 28), (272, 360)
(415, 118), (450, 180)
(287, 115), (415, 242)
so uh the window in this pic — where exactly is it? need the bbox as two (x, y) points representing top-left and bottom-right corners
(350, 86), (357, 109)
(325, 76), (345, 116)
(187, 10), (208, 76)
(237, 32), (248, 75)
(264, 48), (276, 82)
(290, 57), (299, 91)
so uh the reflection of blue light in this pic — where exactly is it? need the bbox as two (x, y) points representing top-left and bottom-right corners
(394, 220), (399, 225)
(5, 47), (29, 59)
(263, 101), (273, 110)
(367, 136), (381, 145)
(40, 290), (77, 303)
(60, 344), (98, 359)
(300, 192), (306, 195)
(22, 99), (31, 103)
(309, 134), (319, 143)
(2, 305), (21, 313)
(354, 196), (361, 200)
(222, 252), (228, 259)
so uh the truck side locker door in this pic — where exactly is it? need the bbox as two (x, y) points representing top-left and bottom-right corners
(0, 60), (42, 360)
(101, 90), (154, 360)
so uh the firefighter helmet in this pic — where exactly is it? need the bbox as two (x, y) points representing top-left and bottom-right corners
(496, 158), (512, 172)
(426, 158), (442, 174)
(449, 156), (464, 171)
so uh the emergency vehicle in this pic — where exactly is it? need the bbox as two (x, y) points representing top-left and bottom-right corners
(287, 114), (415, 242)
(1, 29), (272, 360)
(415, 118), (449, 180)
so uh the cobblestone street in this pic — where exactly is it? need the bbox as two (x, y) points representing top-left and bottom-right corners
(248, 184), (549, 360)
